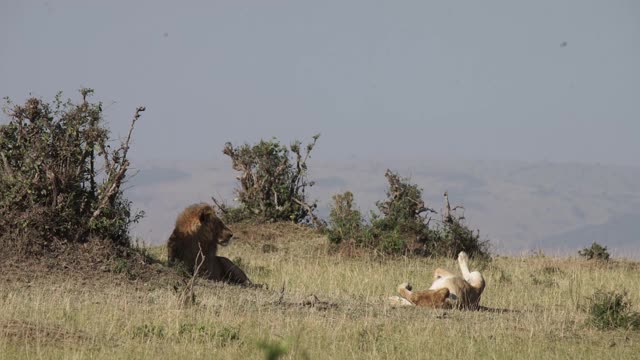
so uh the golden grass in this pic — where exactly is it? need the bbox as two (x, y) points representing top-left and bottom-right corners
(1, 224), (639, 359)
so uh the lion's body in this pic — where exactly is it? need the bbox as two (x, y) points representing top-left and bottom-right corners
(428, 253), (485, 309)
(391, 252), (485, 309)
(167, 203), (251, 285)
(394, 285), (450, 308)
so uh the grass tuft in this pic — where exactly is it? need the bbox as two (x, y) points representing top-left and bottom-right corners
(586, 290), (640, 330)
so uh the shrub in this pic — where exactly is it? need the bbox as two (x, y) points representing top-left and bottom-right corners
(177, 323), (240, 345)
(369, 170), (433, 254)
(585, 290), (640, 330)
(132, 324), (166, 339)
(375, 170), (431, 230)
(326, 170), (491, 258)
(372, 170), (437, 241)
(579, 242), (610, 261)
(326, 191), (363, 245)
(426, 218), (491, 259)
(326, 171), (430, 255)
(375, 229), (408, 255)
(213, 135), (321, 226)
(0, 89), (144, 254)
(257, 338), (289, 360)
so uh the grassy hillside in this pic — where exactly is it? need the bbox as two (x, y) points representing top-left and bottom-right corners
(1, 224), (639, 359)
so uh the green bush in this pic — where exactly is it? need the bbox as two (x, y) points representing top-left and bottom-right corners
(578, 242), (610, 261)
(326, 191), (364, 245)
(585, 290), (640, 330)
(326, 171), (428, 255)
(374, 170), (430, 235)
(376, 229), (408, 255)
(213, 135), (321, 226)
(132, 324), (166, 339)
(426, 218), (491, 259)
(326, 170), (490, 258)
(369, 170), (433, 254)
(257, 338), (289, 360)
(177, 323), (240, 345)
(0, 89), (144, 254)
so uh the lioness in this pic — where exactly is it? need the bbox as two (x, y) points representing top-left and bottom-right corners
(390, 251), (485, 309)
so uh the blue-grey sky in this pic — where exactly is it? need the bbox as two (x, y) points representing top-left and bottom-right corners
(2, 0), (639, 166)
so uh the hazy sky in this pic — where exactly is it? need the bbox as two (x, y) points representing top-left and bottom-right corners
(2, 0), (639, 166)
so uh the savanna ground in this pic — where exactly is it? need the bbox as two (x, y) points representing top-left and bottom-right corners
(1, 224), (639, 359)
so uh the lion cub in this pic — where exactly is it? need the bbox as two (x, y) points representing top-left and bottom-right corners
(390, 251), (485, 309)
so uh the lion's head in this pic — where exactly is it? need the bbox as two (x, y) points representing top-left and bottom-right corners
(196, 204), (233, 246)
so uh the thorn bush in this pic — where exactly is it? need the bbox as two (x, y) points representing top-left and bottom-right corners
(0, 89), (144, 254)
(372, 170), (434, 237)
(326, 191), (363, 245)
(214, 134), (321, 226)
(426, 218), (491, 259)
(326, 169), (491, 258)
(578, 242), (610, 261)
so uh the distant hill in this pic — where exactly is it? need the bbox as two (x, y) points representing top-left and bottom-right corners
(127, 159), (640, 258)
(537, 212), (640, 258)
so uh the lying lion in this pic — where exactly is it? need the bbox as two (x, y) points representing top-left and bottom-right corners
(389, 251), (485, 309)
(167, 203), (252, 285)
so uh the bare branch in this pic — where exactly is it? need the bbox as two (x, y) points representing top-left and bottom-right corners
(120, 106), (145, 163)
(277, 281), (286, 305)
(443, 191), (453, 224)
(179, 242), (205, 307)
(0, 152), (14, 181)
(443, 191), (466, 224)
(90, 107), (144, 223)
(292, 197), (322, 228)
(211, 196), (229, 214)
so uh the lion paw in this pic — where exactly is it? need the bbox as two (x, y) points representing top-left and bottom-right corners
(398, 282), (412, 291)
(458, 251), (469, 263)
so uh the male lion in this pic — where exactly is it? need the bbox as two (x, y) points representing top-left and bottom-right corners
(390, 251), (485, 309)
(167, 203), (251, 285)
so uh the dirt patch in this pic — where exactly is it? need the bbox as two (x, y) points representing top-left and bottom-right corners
(300, 294), (339, 311)
(0, 237), (181, 288)
(0, 319), (90, 345)
(266, 286), (339, 312)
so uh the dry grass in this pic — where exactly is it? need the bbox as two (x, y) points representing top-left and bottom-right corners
(1, 223), (639, 359)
